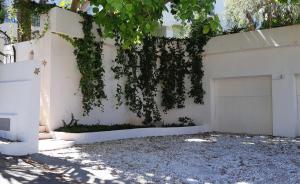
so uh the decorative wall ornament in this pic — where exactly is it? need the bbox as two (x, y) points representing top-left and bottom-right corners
(33, 67), (40, 75)
(42, 60), (47, 66)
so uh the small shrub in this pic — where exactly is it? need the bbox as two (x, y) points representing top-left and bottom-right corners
(55, 118), (196, 133)
(56, 124), (154, 133)
(178, 117), (195, 126)
(62, 113), (79, 128)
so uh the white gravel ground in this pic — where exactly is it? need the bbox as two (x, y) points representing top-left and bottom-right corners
(33, 133), (300, 184)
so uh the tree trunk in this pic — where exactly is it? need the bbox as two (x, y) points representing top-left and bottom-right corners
(245, 11), (255, 31)
(71, 0), (81, 12)
(16, 0), (32, 42)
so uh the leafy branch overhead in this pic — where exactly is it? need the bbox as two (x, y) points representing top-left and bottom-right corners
(11, 0), (220, 45)
(225, 0), (300, 31)
(89, 0), (218, 47)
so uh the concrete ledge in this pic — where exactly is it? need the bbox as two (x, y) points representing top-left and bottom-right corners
(39, 139), (75, 151)
(205, 25), (300, 55)
(51, 125), (209, 144)
(0, 142), (36, 156)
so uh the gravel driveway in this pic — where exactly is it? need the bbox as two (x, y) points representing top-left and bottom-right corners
(1, 133), (300, 183)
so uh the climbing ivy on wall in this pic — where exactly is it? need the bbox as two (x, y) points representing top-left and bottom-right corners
(112, 19), (215, 125)
(59, 14), (214, 124)
(157, 38), (189, 111)
(112, 36), (161, 125)
(58, 14), (106, 115)
(187, 19), (214, 104)
(74, 14), (106, 115)
(139, 37), (161, 124)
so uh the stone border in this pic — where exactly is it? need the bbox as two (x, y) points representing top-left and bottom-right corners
(51, 125), (209, 144)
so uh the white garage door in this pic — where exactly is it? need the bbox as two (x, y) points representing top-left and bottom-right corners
(214, 76), (273, 135)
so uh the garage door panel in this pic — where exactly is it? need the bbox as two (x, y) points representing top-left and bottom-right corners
(215, 96), (272, 135)
(214, 76), (272, 135)
(215, 76), (271, 97)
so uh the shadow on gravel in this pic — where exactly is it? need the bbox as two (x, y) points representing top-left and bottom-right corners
(1, 133), (300, 183)
(0, 154), (86, 184)
(31, 153), (108, 184)
(0, 153), (133, 184)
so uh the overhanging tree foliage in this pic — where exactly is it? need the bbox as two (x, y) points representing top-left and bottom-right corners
(0, 0), (5, 24)
(225, 0), (300, 30)
(86, 0), (218, 47)
(11, 0), (218, 45)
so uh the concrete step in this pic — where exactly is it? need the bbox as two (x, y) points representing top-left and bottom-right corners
(39, 139), (75, 151)
(39, 125), (47, 133)
(39, 133), (52, 140)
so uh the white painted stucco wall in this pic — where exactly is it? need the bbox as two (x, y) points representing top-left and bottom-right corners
(11, 7), (300, 137)
(204, 26), (300, 137)
(0, 61), (40, 155)
(12, 32), (52, 133)
(46, 8), (208, 130)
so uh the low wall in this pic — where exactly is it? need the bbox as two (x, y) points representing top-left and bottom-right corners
(0, 61), (40, 155)
(52, 125), (209, 144)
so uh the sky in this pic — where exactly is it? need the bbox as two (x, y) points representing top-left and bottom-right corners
(215, 0), (225, 14)
(215, 0), (227, 28)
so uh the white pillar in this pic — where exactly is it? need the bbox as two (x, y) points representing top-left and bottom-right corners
(272, 74), (298, 137)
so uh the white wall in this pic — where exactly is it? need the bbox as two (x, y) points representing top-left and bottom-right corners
(0, 61), (40, 155)
(12, 33), (52, 132)
(44, 8), (208, 130)
(205, 26), (300, 137)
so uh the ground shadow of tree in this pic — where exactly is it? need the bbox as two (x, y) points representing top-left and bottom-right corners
(0, 153), (130, 184)
(2, 133), (300, 183)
